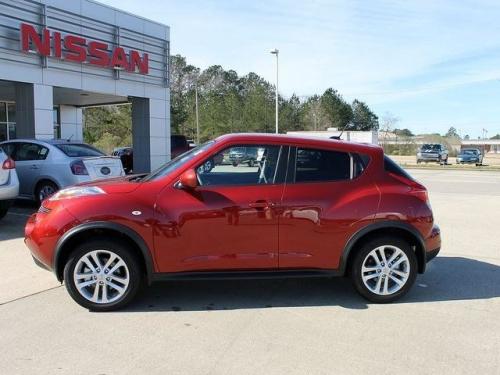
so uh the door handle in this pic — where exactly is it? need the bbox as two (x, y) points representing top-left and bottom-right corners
(249, 201), (275, 208)
(30, 165), (39, 170)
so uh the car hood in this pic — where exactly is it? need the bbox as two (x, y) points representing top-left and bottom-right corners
(76, 175), (143, 194)
(457, 154), (477, 159)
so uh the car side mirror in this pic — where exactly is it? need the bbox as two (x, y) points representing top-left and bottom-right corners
(178, 169), (198, 189)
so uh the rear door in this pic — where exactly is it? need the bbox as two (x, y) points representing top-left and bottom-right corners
(279, 146), (378, 270)
(12, 142), (49, 196)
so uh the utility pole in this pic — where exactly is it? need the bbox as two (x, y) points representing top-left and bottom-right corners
(195, 83), (199, 144)
(270, 48), (279, 134)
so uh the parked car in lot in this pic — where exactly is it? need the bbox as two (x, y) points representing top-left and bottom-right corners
(0, 139), (125, 204)
(416, 144), (448, 164)
(456, 148), (483, 166)
(228, 146), (260, 166)
(24, 133), (441, 311)
(111, 135), (192, 175)
(0, 147), (19, 220)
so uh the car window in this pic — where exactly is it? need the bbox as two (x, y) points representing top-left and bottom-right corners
(294, 147), (350, 183)
(197, 145), (282, 186)
(384, 155), (414, 181)
(55, 143), (105, 157)
(16, 143), (49, 161)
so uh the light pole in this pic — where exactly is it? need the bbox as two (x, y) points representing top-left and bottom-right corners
(270, 48), (279, 134)
(195, 83), (200, 144)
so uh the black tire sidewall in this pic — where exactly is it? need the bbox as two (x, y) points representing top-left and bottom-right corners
(63, 239), (142, 312)
(351, 236), (418, 303)
(36, 181), (58, 205)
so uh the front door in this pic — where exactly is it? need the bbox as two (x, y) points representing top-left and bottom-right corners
(153, 144), (288, 273)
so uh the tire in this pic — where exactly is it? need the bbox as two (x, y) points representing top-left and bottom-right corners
(351, 236), (417, 303)
(63, 239), (142, 312)
(35, 180), (58, 205)
(232, 161), (238, 167)
(248, 159), (255, 167)
(0, 200), (12, 220)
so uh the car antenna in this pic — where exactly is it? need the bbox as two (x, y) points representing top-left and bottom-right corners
(330, 124), (353, 140)
(66, 134), (73, 142)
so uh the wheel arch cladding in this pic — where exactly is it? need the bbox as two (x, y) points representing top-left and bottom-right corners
(341, 221), (426, 276)
(54, 222), (154, 283)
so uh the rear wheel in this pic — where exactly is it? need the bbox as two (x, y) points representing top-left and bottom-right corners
(35, 180), (58, 205)
(63, 239), (142, 311)
(351, 236), (417, 303)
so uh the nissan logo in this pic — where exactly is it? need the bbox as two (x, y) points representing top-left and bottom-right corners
(100, 166), (111, 175)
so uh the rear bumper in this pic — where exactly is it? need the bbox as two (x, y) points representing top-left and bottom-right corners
(426, 247), (440, 263)
(424, 225), (441, 265)
(0, 171), (19, 200)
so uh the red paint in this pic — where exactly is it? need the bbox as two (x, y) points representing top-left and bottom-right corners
(20, 23), (149, 74)
(24, 134), (441, 278)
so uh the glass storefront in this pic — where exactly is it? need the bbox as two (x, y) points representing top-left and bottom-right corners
(0, 101), (16, 141)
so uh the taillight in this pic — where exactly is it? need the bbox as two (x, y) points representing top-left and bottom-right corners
(70, 160), (89, 175)
(2, 158), (15, 169)
(388, 172), (429, 203)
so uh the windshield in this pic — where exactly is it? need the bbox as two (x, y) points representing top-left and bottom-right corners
(421, 144), (440, 151)
(461, 149), (477, 155)
(56, 143), (105, 157)
(142, 141), (214, 182)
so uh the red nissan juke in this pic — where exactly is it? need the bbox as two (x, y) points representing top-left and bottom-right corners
(25, 134), (441, 311)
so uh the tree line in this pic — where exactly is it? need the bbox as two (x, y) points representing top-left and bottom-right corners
(170, 55), (379, 142)
(83, 54), (379, 152)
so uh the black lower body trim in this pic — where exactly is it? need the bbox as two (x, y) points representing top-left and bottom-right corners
(151, 269), (342, 282)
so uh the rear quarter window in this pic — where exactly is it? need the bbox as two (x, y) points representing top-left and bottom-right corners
(384, 155), (414, 180)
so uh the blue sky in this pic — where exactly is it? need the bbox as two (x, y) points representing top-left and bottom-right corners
(102, 0), (500, 138)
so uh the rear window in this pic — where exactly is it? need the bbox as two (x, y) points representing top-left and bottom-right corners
(55, 144), (105, 157)
(384, 155), (414, 180)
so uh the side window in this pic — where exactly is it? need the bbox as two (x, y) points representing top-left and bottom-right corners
(295, 147), (350, 182)
(16, 143), (49, 161)
(197, 145), (283, 186)
(353, 153), (370, 178)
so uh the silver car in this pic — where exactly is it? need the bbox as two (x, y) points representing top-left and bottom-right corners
(0, 147), (19, 219)
(0, 139), (124, 204)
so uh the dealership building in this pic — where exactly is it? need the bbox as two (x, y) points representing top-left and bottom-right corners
(0, 0), (170, 172)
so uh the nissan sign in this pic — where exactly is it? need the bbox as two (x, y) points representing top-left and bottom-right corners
(20, 23), (149, 74)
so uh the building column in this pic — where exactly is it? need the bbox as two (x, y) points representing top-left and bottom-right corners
(131, 95), (170, 173)
(14, 83), (53, 139)
(60, 105), (83, 141)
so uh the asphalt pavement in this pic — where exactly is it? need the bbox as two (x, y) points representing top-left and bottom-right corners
(0, 169), (499, 375)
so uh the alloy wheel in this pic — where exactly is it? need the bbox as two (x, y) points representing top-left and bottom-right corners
(73, 250), (130, 304)
(361, 245), (410, 296)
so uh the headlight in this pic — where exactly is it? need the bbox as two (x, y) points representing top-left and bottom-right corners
(49, 186), (106, 201)
(417, 152), (422, 157)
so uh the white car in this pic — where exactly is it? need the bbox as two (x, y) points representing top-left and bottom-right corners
(0, 147), (19, 220)
(0, 139), (124, 204)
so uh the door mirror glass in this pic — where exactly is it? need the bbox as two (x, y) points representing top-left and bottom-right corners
(179, 169), (198, 189)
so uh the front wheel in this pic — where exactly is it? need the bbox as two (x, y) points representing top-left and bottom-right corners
(63, 239), (142, 311)
(351, 237), (417, 303)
